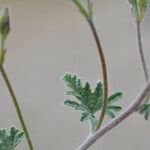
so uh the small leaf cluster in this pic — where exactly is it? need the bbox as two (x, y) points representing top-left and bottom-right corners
(0, 127), (24, 150)
(63, 74), (123, 132)
(139, 103), (150, 120)
(128, 0), (148, 21)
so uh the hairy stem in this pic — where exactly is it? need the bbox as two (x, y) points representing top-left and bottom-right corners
(0, 66), (34, 150)
(136, 20), (149, 103)
(77, 82), (150, 150)
(88, 19), (108, 129)
(136, 20), (149, 82)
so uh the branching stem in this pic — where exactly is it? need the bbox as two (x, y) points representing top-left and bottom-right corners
(0, 66), (34, 150)
(88, 19), (108, 129)
(77, 82), (150, 150)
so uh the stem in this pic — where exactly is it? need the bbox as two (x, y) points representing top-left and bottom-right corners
(0, 36), (5, 64)
(89, 120), (93, 135)
(88, 20), (108, 129)
(0, 66), (34, 150)
(136, 20), (149, 103)
(0, 37), (4, 52)
(136, 20), (149, 82)
(77, 82), (150, 150)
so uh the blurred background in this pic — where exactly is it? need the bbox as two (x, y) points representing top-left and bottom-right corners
(0, 0), (150, 149)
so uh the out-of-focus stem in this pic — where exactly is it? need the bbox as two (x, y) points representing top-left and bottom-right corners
(0, 66), (34, 150)
(136, 20), (149, 82)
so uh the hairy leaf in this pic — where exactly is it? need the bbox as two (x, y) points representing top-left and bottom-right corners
(0, 127), (24, 150)
(107, 105), (122, 112)
(80, 112), (89, 122)
(63, 74), (123, 132)
(139, 103), (150, 120)
(108, 92), (123, 104)
(64, 100), (86, 111)
(106, 110), (115, 118)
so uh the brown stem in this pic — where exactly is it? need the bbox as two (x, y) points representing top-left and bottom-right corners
(88, 20), (108, 128)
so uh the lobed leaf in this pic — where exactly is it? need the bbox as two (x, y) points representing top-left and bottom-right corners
(139, 103), (150, 120)
(64, 100), (85, 111)
(106, 110), (115, 118)
(0, 127), (24, 150)
(63, 73), (123, 132)
(108, 92), (123, 104)
(107, 105), (122, 112)
(80, 112), (89, 122)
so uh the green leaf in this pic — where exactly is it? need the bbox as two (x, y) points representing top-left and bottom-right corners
(139, 103), (150, 120)
(128, 0), (138, 6)
(106, 92), (123, 119)
(145, 111), (150, 120)
(81, 112), (100, 133)
(106, 110), (116, 118)
(107, 105), (122, 112)
(66, 91), (78, 96)
(63, 74), (104, 114)
(139, 104), (150, 113)
(108, 92), (123, 104)
(63, 74), (103, 132)
(63, 73), (123, 133)
(0, 127), (24, 150)
(80, 112), (89, 122)
(91, 82), (103, 113)
(94, 82), (103, 98)
(128, 0), (148, 21)
(82, 82), (91, 101)
(63, 74), (82, 93)
(64, 100), (85, 111)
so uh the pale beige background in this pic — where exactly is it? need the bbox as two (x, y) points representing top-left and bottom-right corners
(0, 0), (150, 150)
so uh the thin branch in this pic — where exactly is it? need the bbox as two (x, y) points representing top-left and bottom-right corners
(77, 82), (150, 150)
(0, 66), (34, 150)
(136, 20), (149, 104)
(136, 20), (149, 82)
(88, 20), (109, 128)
